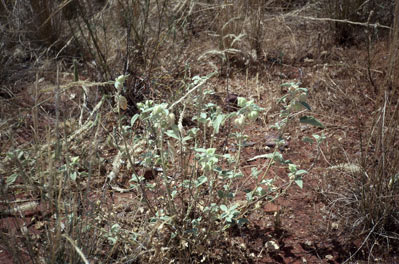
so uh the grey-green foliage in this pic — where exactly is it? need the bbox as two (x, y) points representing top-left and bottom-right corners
(110, 75), (323, 261)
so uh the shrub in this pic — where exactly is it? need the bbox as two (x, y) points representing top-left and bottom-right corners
(106, 75), (323, 262)
(0, 73), (323, 263)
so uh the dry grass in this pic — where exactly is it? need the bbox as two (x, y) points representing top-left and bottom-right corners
(318, 2), (399, 259)
(1, 0), (399, 263)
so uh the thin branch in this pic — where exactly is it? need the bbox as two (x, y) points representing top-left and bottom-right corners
(287, 15), (391, 30)
(168, 71), (217, 110)
(342, 218), (381, 264)
(63, 234), (90, 264)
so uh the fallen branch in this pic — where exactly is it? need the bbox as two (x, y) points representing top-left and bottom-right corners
(288, 15), (391, 30)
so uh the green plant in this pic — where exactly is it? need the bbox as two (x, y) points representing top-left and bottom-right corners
(0, 68), (323, 264)
(105, 75), (323, 262)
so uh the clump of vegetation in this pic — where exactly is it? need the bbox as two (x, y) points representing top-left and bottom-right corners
(323, 99), (399, 261)
(1, 0), (399, 263)
(319, 3), (399, 260)
(1, 69), (321, 262)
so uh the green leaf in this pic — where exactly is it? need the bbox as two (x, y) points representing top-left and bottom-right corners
(206, 148), (216, 155)
(295, 177), (303, 188)
(130, 173), (144, 182)
(6, 173), (18, 187)
(299, 101), (311, 111)
(165, 129), (180, 140)
(300, 116), (324, 128)
(255, 186), (267, 196)
(182, 180), (191, 188)
(111, 224), (121, 233)
(70, 156), (79, 164)
(114, 75), (129, 90)
(236, 97), (244, 107)
(194, 148), (206, 153)
(220, 204), (228, 212)
(237, 218), (249, 226)
(107, 237), (117, 245)
(70, 171), (77, 181)
(271, 152), (284, 162)
(260, 179), (274, 185)
(198, 112), (208, 123)
(229, 203), (239, 211)
(297, 87), (308, 93)
(187, 128), (199, 137)
(296, 169), (308, 176)
(224, 170), (242, 179)
(313, 133), (326, 143)
(223, 224), (232, 230)
(281, 82), (297, 87)
(185, 228), (198, 234)
(212, 114), (225, 134)
(288, 163), (297, 173)
(182, 136), (192, 142)
(302, 137), (314, 144)
(290, 101), (306, 111)
(251, 167), (261, 178)
(17, 150), (24, 160)
(131, 114), (139, 126)
(196, 175), (207, 187)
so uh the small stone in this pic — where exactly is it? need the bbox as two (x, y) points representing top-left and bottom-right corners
(20, 226), (28, 235)
(265, 240), (279, 252)
(304, 240), (312, 247)
(331, 222), (339, 230)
